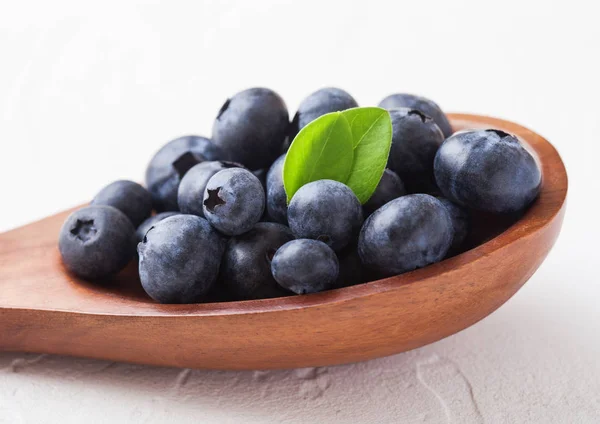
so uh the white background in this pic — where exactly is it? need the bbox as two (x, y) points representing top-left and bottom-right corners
(1, 0), (599, 422)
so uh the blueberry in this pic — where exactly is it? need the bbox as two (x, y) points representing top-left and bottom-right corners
(145, 135), (224, 212)
(221, 222), (294, 299)
(59, 205), (136, 280)
(288, 180), (363, 252)
(177, 161), (241, 217)
(203, 168), (265, 236)
(91, 180), (152, 227)
(436, 196), (470, 253)
(379, 93), (453, 138)
(137, 214), (225, 303)
(333, 245), (365, 289)
(358, 194), (453, 277)
(135, 211), (179, 243)
(289, 87), (358, 140)
(386, 108), (445, 192)
(252, 168), (268, 190)
(363, 169), (406, 216)
(271, 239), (338, 295)
(212, 88), (289, 170)
(265, 154), (287, 224)
(434, 129), (542, 213)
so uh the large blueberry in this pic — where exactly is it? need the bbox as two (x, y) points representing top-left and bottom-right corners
(363, 169), (406, 216)
(138, 214), (225, 303)
(379, 93), (453, 138)
(135, 211), (179, 243)
(265, 154), (287, 224)
(203, 168), (265, 236)
(177, 161), (241, 217)
(59, 205), (136, 280)
(91, 180), (152, 227)
(358, 194), (453, 277)
(212, 88), (289, 170)
(436, 196), (470, 253)
(221, 222), (294, 299)
(145, 135), (224, 212)
(387, 108), (445, 192)
(288, 180), (363, 252)
(271, 239), (338, 295)
(289, 87), (358, 140)
(434, 129), (542, 213)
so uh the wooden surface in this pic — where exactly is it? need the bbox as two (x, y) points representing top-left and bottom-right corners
(0, 114), (568, 370)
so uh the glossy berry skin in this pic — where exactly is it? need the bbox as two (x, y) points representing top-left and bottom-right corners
(436, 197), (470, 253)
(145, 135), (224, 212)
(363, 169), (406, 216)
(288, 180), (363, 252)
(271, 239), (339, 295)
(135, 211), (179, 243)
(138, 215), (225, 304)
(202, 168), (265, 236)
(379, 93), (453, 138)
(212, 88), (289, 170)
(91, 180), (152, 227)
(358, 194), (454, 277)
(434, 129), (542, 214)
(59, 205), (136, 280)
(289, 87), (358, 140)
(177, 161), (241, 217)
(265, 154), (287, 224)
(221, 222), (294, 300)
(387, 108), (445, 193)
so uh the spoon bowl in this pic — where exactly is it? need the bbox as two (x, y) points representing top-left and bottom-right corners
(0, 114), (567, 370)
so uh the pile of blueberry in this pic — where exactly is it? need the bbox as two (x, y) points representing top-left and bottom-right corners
(58, 88), (542, 304)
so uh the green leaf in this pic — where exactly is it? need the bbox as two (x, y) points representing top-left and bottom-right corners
(283, 112), (354, 202)
(342, 107), (392, 204)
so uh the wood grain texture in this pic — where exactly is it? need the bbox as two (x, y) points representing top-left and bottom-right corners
(0, 114), (567, 370)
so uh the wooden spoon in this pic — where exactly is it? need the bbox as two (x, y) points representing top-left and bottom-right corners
(0, 114), (567, 370)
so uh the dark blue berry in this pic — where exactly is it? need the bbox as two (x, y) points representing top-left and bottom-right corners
(59, 205), (136, 280)
(379, 93), (453, 138)
(271, 239), (338, 295)
(358, 194), (453, 277)
(436, 196), (470, 253)
(434, 129), (541, 213)
(135, 211), (179, 243)
(289, 87), (358, 140)
(288, 180), (363, 252)
(137, 215), (225, 303)
(332, 245), (365, 289)
(203, 168), (265, 236)
(221, 222), (294, 299)
(145, 135), (224, 212)
(265, 154), (287, 224)
(212, 88), (289, 170)
(177, 161), (241, 217)
(363, 169), (406, 216)
(387, 108), (445, 193)
(91, 180), (152, 227)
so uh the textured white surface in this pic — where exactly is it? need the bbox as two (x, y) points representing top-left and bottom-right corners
(1, 0), (599, 422)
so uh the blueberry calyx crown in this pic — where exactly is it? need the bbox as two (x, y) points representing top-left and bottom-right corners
(204, 187), (226, 212)
(71, 219), (97, 243)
